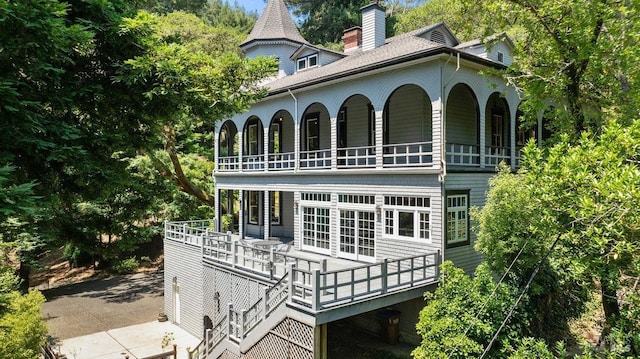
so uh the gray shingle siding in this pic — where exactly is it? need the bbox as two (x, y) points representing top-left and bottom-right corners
(164, 240), (204, 338)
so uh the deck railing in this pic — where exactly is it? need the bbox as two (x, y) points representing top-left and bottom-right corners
(268, 152), (295, 170)
(484, 146), (510, 166)
(217, 156), (239, 172)
(299, 149), (331, 169)
(188, 315), (227, 359)
(383, 141), (433, 167)
(165, 220), (215, 246)
(228, 272), (290, 343)
(290, 252), (439, 311)
(337, 145), (376, 168)
(242, 154), (265, 171)
(446, 143), (480, 166)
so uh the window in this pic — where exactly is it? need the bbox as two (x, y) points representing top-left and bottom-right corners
(270, 120), (281, 153)
(497, 51), (504, 63)
(271, 191), (281, 225)
(491, 114), (503, 148)
(297, 54), (319, 71)
(305, 114), (320, 151)
(337, 108), (347, 148)
(446, 191), (470, 247)
(248, 124), (258, 155)
(383, 196), (431, 241)
(302, 207), (330, 251)
(248, 191), (260, 224)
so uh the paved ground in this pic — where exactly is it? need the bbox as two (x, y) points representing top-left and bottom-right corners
(58, 321), (200, 359)
(41, 270), (165, 340)
(41, 270), (200, 358)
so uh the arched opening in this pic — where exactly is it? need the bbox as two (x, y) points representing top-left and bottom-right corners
(300, 103), (331, 169)
(485, 92), (511, 166)
(383, 84), (433, 167)
(336, 94), (375, 168)
(445, 83), (480, 166)
(242, 116), (264, 171)
(268, 110), (295, 170)
(218, 121), (239, 171)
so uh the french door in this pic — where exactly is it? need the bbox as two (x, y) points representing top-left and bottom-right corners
(338, 209), (376, 262)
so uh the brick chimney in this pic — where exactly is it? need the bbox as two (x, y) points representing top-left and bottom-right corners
(361, 1), (385, 51)
(342, 27), (362, 53)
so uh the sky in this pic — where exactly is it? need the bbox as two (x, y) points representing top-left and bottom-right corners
(235, 0), (267, 14)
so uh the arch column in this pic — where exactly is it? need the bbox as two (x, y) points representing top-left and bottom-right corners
(330, 116), (337, 170)
(375, 110), (383, 169)
(263, 121), (270, 172)
(478, 102), (486, 169)
(264, 190), (271, 239)
(238, 190), (245, 238)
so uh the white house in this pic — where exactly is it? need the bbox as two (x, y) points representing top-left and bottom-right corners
(164, 1), (544, 358)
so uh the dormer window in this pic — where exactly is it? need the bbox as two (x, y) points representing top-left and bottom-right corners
(297, 54), (318, 71)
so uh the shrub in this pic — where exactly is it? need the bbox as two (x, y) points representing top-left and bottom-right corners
(111, 257), (140, 274)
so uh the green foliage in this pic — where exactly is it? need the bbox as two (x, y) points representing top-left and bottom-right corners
(413, 261), (521, 359)
(394, 0), (488, 41)
(471, 0), (640, 137)
(0, 267), (47, 359)
(506, 337), (555, 359)
(198, 0), (258, 34)
(112, 257), (140, 274)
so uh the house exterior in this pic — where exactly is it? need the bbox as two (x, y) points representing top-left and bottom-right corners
(164, 1), (545, 358)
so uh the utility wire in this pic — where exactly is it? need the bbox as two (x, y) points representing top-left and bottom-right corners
(445, 240), (529, 359)
(479, 234), (562, 359)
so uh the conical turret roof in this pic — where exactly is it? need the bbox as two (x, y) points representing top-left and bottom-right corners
(240, 0), (308, 48)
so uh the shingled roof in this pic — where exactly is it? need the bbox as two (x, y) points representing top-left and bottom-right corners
(240, 0), (308, 49)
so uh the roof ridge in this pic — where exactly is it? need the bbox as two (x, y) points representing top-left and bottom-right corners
(240, 0), (308, 48)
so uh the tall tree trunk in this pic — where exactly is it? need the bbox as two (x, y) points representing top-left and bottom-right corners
(600, 279), (621, 346)
(18, 259), (30, 293)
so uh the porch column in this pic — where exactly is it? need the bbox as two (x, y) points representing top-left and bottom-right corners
(375, 110), (384, 169)
(264, 190), (270, 239)
(313, 323), (328, 359)
(479, 106), (486, 169)
(431, 98), (442, 167)
(295, 118), (300, 172)
(510, 106), (517, 169)
(239, 190), (245, 238)
(330, 116), (337, 170)
(238, 127), (244, 172)
(263, 121), (269, 172)
(215, 187), (221, 232)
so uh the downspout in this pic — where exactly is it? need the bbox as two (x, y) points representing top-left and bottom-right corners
(440, 52), (460, 262)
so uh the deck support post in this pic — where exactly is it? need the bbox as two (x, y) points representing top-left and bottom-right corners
(263, 287), (269, 316)
(313, 323), (328, 359)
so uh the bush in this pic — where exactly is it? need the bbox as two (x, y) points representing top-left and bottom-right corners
(111, 257), (140, 274)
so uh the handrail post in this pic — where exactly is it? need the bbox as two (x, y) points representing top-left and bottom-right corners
(182, 223), (187, 242)
(205, 328), (211, 355)
(227, 303), (233, 340)
(231, 240), (237, 268)
(288, 264), (295, 304)
(240, 309), (247, 340)
(381, 259), (388, 294)
(173, 344), (177, 358)
(311, 269), (321, 311)
(321, 259), (328, 295)
(263, 287), (269, 317)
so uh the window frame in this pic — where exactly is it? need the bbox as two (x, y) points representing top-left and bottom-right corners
(383, 196), (431, 243)
(270, 191), (282, 225)
(297, 53), (319, 71)
(446, 190), (470, 248)
(305, 113), (320, 151)
(248, 191), (260, 225)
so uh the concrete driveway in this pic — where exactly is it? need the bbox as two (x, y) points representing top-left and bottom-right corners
(41, 270), (165, 340)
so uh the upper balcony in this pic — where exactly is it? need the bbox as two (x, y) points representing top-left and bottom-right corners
(216, 84), (538, 175)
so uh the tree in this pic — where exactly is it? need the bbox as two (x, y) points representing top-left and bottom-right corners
(413, 261), (522, 359)
(394, 0), (488, 41)
(472, 0), (640, 138)
(475, 121), (640, 354)
(198, 0), (258, 34)
(0, 266), (47, 359)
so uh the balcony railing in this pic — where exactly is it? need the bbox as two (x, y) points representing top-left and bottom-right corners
(383, 141), (433, 167)
(446, 143), (480, 166)
(484, 146), (510, 166)
(299, 149), (331, 169)
(218, 156), (240, 172)
(268, 152), (295, 170)
(242, 154), (265, 171)
(337, 145), (376, 168)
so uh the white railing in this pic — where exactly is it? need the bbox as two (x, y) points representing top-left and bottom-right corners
(242, 154), (265, 171)
(299, 149), (331, 169)
(268, 152), (295, 170)
(484, 146), (511, 166)
(228, 272), (290, 343)
(337, 145), (376, 168)
(165, 220), (216, 246)
(383, 141), (433, 167)
(446, 143), (480, 166)
(217, 156), (239, 172)
(289, 252), (440, 311)
(188, 315), (227, 359)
